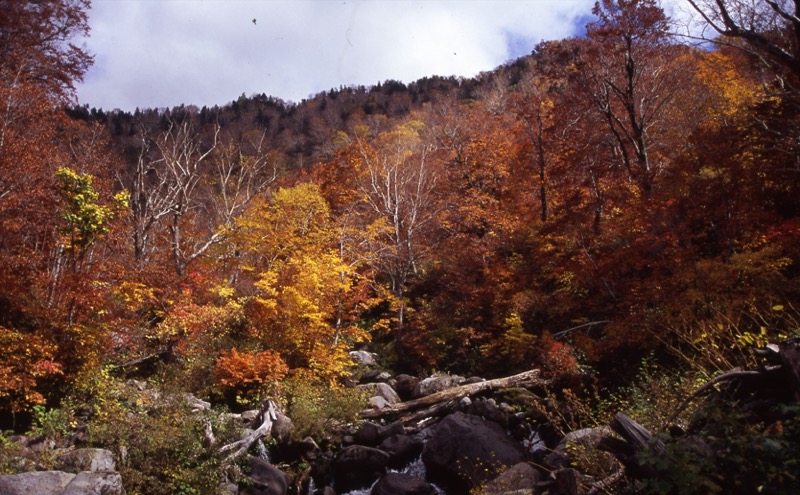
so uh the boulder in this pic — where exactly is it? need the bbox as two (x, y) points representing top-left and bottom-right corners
(360, 382), (401, 407)
(272, 412), (294, 444)
(393, 374), (420, 401)
(353, 421), (383, 447)
(478, 462), (541, 495)
(56, 448), (116, 473)
(422, 412), (525, 492)
(378, 434), (424, 469)
(353, 421), (404, 447)
(371, 472), (438, 495)
(369, 396), (391, 410)
(544, 426), (614, 470)
(0, 471), (75, 495)
(333, 445), (390, 493)
(62, 471), (125, 495)
(244, 457), (290, 495)
(185, 394), (211, 412)
(550, 468), (579, 495)
(412, 373), (464, 398)
(350, 350), (379, 367)
(361, 369), (392, 384)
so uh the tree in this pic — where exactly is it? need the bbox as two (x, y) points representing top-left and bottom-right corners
(349, 119), (444, 329)
(686, 0), (800, 83)
(580, 0), (683, 194)
(232, 184), (369, 384)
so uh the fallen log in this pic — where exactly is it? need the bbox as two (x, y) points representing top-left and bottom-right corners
(599, 412), (665, 479)
(219, 400), (278, 464)
(360, 369), (548, 423)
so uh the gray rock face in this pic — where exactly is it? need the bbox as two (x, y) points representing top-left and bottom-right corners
(56, 448), (116, 473)
(478, 462), (541, 495)
(350, 350), (379, 366)
(245, 457), (290, 495)
(360, 382), (402, 408)
(422, 412), (526, 492)
(62, 471), (125, 495)
(412, 373), (464, 398)
(371, 472), (438, 495)
(333, 444), (390, 493)
(0, 471), (76, 495)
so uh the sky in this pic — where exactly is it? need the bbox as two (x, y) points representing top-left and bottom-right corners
(74, 0), (685, 112)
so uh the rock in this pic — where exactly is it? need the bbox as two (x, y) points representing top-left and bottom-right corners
(56, 448), (116, 473)
(412, 373), (464, 398)
(544, 426), (614, 470)
(371, 472), (438, 495)
(333, 445), (390, 493)
(218, 481), (239, 495)
(245, 457), (290, 495)
(361, 369), (393, 383)
(354, 422), (383, 447)
(379, 422), (405, 439)
(352, 421), (404, 447)
(374, 383), (401, 405)
(350, 350), (379, 367)
(465, 397), (507, 425)
(393, 374), (420, 401)
(272, 412), (294, 444)
(297, 436), (321, 460)
(369, 396), (391, 410)
(422, 412), (525, 492)
(63, 471), (125, 495)
(0, 471), (75, 495)
(550, 468), (579, 495)
(185, 393), (211, 411)
(378, 434), (424, 469)
(478, 462), (541, 495)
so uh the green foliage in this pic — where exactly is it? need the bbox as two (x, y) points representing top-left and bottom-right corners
(56, 167), (125, 253)
(0, 432), (23, 475)
(28, 404), (74, 441)
(635, 401), (800, 495)
(68, 368), (239, 495)
(281, 378), (368, 442)
(597, 355), (703, 432)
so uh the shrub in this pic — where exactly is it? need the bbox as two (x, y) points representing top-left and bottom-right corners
(281, 378), (368, 442)
(636, 401), (800, 495)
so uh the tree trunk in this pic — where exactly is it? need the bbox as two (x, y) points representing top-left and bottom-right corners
(360, 369), (548, 424)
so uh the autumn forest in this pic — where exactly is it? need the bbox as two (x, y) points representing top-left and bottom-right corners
(2, 0), (800, 493)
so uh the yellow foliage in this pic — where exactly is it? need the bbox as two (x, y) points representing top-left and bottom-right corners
(234, 183), (370, 384)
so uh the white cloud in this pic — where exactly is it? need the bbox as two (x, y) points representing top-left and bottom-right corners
(77, 0), (599, 111)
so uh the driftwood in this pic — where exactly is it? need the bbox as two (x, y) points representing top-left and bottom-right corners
(360, 369), (548, 423)
(219, 400), (278, 463)
(598, 412), (665, 479)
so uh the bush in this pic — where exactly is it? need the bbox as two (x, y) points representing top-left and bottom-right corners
(636, 401), (800, 495)
(67, 367), (240, 495)
(281, 378), (368, 442)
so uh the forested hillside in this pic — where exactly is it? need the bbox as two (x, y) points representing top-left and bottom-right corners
(2, 1), (800, 494)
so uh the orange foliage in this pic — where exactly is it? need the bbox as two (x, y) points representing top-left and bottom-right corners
(214, 348), (288, 396)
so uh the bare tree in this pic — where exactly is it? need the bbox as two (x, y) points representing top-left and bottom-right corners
(354, 120), (442, 327)
(685, 0), (800, 81)
(128, 119), (276, 276)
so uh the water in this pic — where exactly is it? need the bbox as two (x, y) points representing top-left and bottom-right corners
(335, 456), (446, 495)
